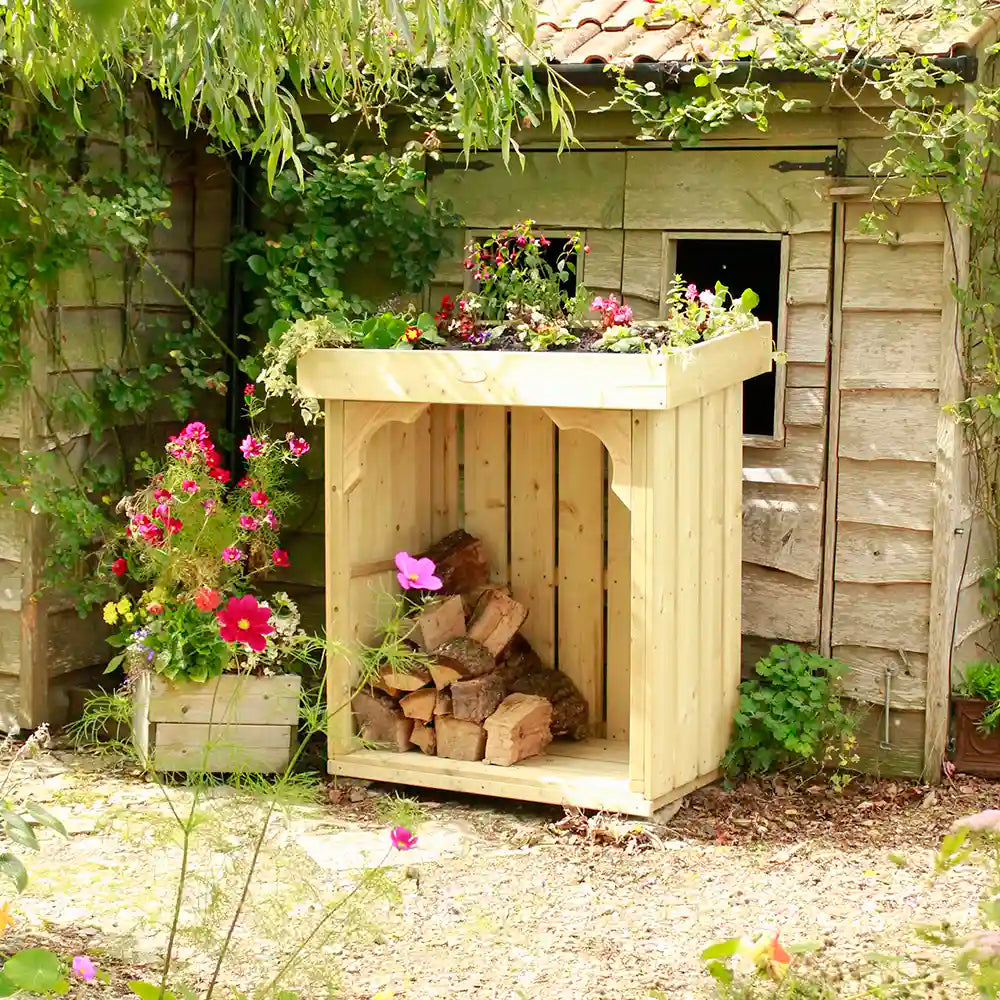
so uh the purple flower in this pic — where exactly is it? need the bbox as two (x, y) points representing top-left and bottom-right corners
(71, 956), (96, 981)
(394, 551), (442, 591)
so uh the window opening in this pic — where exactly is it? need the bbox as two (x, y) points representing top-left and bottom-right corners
(673, 238), (782, 438)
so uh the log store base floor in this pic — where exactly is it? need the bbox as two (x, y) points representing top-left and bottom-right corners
(9, 749), (994, 1000)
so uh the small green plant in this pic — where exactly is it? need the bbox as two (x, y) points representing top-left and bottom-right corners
(955, 660), (1000, 733)
(723, 644), (857, 779)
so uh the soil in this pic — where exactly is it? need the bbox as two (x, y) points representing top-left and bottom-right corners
(4, 748), (994, 1000)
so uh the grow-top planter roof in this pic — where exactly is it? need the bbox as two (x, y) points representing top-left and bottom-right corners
(297, 325), (773, 410)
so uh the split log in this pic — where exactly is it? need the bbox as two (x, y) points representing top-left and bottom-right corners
(451, 673), (506, 724)
(428, 636), (495, 689)
(418, 530), (490, 595)
(399, 687), (438, 723)
(405, 595), (466, 652)
(436, 716), (487, 761)
(461, 584), (495, 618)
(511, 669), (589, 739)
(410, 724), (437, 755)
(484, 694), (553, 766)
(352, 690), (413, 753)
(467, 589), (528, 659)
(434, 690), (453, 716)
(495, 634), (543, 689)
(379, 664), (432, 692)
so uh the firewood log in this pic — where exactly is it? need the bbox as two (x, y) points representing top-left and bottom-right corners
(379, 664), (432, 692)
(484, 693), (553, 766)
(399, 687), (437, 723)
(436, 716), (486, 761)
(510, 669), (589, 739)
(418, 530), (490, 595)
(434, 690), (453, 716)
(351, 690), (412, 752)
(410, 724), (437, 755)
(428, 636), (494, 688)
(451, 673), (506, 724)
(404, 595), (466, 652)
(467, 589), (528, 658)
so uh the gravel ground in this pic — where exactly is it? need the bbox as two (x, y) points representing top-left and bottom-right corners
(1, 748), (996, 1000)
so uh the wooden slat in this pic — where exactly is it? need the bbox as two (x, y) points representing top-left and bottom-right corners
(429, 151), (627, 229)
(623, 149), (834, 232)
(605, 488), (630, 742)
(699, 391), (725, 773)
(842, 243), (945, 311)
(834, 523), (933, 584)
(429, 404), (459, 539)
(742, 484), (823, 580)
(509, 409), (556, 665)
(722, 385), (744, 744)
(833, 645), (927, 711)
(153, 723), (293, 773)
(743, 425), (825, 487)
(840, 311), (941, 389)
(621, 230), (663, 319)
(147, 675), (300, 725)
(628, 411), (648, 792)
(786, 268), (830, 306)
(786, 362), (828, 387)
(742, 563), (820, 643)
(831, 582), (930, 653)
(583, 229), (624, 290)
(853, 705), (925, 778)
(836, 458), (936, 531)
(843, 200), (946, 243)
(784, 304), (830, 364)
(785, 387), (826, 427)
(675, 398), (701, 787)
(557, 428), (605, 728)
(788, 231), (833, 270)
(462, 406), (509, 584)
(838, 390), (939, 463)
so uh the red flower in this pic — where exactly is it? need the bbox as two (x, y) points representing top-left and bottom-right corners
(217, 595), (274, 652)
(147, 602), (165, 615)
(194, 588), (221, 612)
(244, 383), (255, 397)
(271, 549), (290, 568)
(250, 490), (268, 508)
(404, 325), (422, 343)
(209, 467), (231, 484)
(111, 558), (128, 578)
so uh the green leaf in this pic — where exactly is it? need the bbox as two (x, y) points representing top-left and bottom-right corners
(0, 973), (17, 997)
(700, 938), (742, 960)
(740, 288), (760, 311)
(0, 853), (21, 893)
(2, 949), (63, 992)
(103, 652), (125, 675)
(2, 813), (39, 852)
(705, 960), (733, 983)
(246, 255), (268, 276)
(25, 803), (67, 838)
(129, 980), (178, 1000)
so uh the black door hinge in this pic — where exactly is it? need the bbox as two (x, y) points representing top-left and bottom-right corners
(425, 158), (494, 180)
(770, 149), (846, 177)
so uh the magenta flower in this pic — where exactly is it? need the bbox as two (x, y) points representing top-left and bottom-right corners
(153, 488), (172, 502)
(154, 502), (171, 519)
(181, 480), (198, 494)
(395, 551), (442, 591)
(390, 825), (418, 851)
(202, 498), (217, 514)
(71, 956), (96, 981)
(287, 436), (309, 457)
(272, 549), (290, 568)
(217, 595), (274, 652)
(250, 490), (268, 508)
(264, 509), (279, 531)
(244, 383), (255, 397)
(240, 435), (264, 460)
(221, 546), (243, 564)
(685, 282), (699, 301)
(239, 515), (258, 531)
(612, 304), (633, 325)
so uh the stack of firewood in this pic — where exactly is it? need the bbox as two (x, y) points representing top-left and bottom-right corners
(351, 530), (588, 766)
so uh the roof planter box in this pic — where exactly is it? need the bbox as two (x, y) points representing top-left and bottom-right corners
(298, 324), (772, 816)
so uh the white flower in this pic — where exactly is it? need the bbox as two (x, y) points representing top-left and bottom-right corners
(699, 289), (716, 307)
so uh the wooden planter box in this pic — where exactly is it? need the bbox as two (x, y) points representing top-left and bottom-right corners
(298, 326), (772, 816)
(952, 696), (1000, 777)
(132, 673), (301, 773)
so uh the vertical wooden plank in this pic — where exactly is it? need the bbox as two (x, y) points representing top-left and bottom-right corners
(926, 212), (968, 782)
(722, 384), (744, 738)
(390, 420), (422, 554)
(463, 406), (509, 584)
(606, 487), (631, 742)
(325, 400), (354, 757)
(412, 408), (433, 549)
(557, 428), (605, 728)
(430, 404), (459, 540)
(699, 391), (726, 774)
(819, 209), (845, 657)
(628, 411), (648, 793)
(674, 399), (702, 787)
(509, 410), (556, 665)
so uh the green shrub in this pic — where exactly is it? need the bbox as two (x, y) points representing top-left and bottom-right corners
(723, 644), (857, 779)
(955, 660), (1000, 733)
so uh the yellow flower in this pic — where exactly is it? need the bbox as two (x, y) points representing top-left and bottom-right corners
(0, 903), (14, 934)
(116, 596), (131, 614)
(124, 613), (135, 624)
(102, 603), (119, 625)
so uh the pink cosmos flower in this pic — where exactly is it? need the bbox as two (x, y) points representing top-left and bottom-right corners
(202, 498), (217, 514)
(181, 480), (198, 494)
(272, 549), (290, 568)
(162, 515), (183, 535)
(390, 825), (418, 850)
(395, 551), (442, 591)
(239, 515), (258, 531)
(221, 546), (243, 564)
(287, 436), (309, 457)
(240, 435), (264, 460)
(154, 503), (170, 519)
(71, 956), (96, 981)
(217, 595), (274, 652)
(237, 477), (252, 489)
(209, 467), (231, 484)
(250, 490), (268, 508)
(264, 509), (279, 531)
(685, 282), (699, 301)
(153, 489), (172, 502)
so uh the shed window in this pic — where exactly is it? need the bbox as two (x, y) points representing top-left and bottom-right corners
(673, 237), (785, 442)
(467, 231), (580, 299)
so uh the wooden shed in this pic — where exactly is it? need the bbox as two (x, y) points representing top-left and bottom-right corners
(377, 2), (1000, 783)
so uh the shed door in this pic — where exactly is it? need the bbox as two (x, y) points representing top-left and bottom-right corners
(428, 148), (836, 653)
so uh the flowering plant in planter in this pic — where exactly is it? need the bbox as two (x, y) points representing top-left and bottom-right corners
(100, 389), (312, 683)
